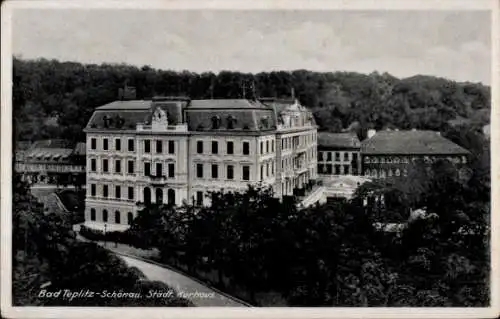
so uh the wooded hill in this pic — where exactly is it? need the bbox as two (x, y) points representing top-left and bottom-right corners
(13, 57), (490, 143)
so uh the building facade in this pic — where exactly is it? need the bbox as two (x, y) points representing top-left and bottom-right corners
(360, 129), (470, 179)
(15, 140), (86, 188)
(84, 97), (318, 231)
(317, 132), (361, 176)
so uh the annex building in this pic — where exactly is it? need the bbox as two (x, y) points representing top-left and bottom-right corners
(83, 96), (319, 231)
(15, 139), (86, 188)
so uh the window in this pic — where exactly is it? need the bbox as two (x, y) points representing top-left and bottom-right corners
(115, 160), (121, 173)
(242, 166), (250, 181)
(327, 152), (332, 161)
(211, 116), (221, 129)
(326, 164), (333, 174)
(335, 165), (341, 175)
(102, 159), (109, 173)
(144, 140), (151, 153)
(196, 163), (203, 178)
(168, 189), (175, 205)
(260, 141), (264, 154)
(143, 187), (151, 204)
(266, 141), (269, 153)
(128, 187), (134, 200)
(227, 165), (234, 180)
(128, 139), (135, 152)
(227, 141), (234, 155)
(90, 208), (96, 221)
(91, 184), (96, 196)
(260, 165), (264, 180)
(271, 140), (274, 152)
(103, 138), (108, 151)
(319, 152), (324, 161)
(115, 185), (121, 199)
(344, 165), (350, 175)
(212, 141), (218, 154)
(344, 152), (349, 161)
(197, 141), (203, 154)
(168, 141), (175, 154)
(102, 209), (108, 222)
(156, 188), (163, 204)
(144, 162), (151, 176)
(335, 152), (340, 161)
(91, 138), (97, 150)
(266, 163), (269, 177)
(196, 191), (203, 206)
(128, 160), (134, 174)
(243, 142), (250, 155)
(127, 212), (134, 225)
(168, 163), (175, 178)
(115, 211), (121, 224)
(156, 163), (162, 176)
(156, 140), (163, 153)
(272, 161), (274, 175)
(211, 164), (218, 179)
(115, 138), (121, 151)
(103, 185), (108, 198)
(91, 159), (97, 172)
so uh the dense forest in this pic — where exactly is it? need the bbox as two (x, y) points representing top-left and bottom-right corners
(79, 157), (489, 306)
(13, 57), (490, 143)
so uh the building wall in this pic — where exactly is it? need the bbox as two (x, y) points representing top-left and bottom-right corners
(187, 134), (261, 206)
(317, 148), (361, 176)
(361, 154), (467, 178)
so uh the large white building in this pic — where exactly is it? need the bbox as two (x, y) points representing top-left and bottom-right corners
(83, 97), (319, 231)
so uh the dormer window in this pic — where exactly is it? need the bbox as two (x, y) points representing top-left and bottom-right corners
(227, 115), (237, 129)
(211, 116), (221, 129)
(260, 116), (269, 129)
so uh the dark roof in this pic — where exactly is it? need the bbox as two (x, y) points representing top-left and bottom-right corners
(86, 110), (151, 130)
(185, 109), (276, 132)
(95, 100), (151, 110)
(361, 130), (470, 155)
(318, 132), (360, 149)
(25, 148), (74, 162)
(30, 139), (74, 149)
(188, 99), (271, 109)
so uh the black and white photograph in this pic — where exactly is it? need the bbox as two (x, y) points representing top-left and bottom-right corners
(1, 0), (498, 318)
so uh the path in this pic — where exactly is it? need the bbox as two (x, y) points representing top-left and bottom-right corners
(119, 255), (248, 307)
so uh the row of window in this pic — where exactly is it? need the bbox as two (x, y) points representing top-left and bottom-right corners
(195, 163), (250, 181)
(260, 140), (275, 154)
(364, 168), (408, 178)
(196, 140), (250, 155)
(281, 133), (316, 150)
(90, 137), (176, 154)
(363, 156), (466, 165)
(89, 208), (134, 225)
(89, 159), (175, 177)
(260, 161), (276, 180)
(364, 156), (409, 164)
(90, 184), (135, 200)
(319, 151), (357, 162)
(89, 185), (177, 205)
(318, 164), (357, 175)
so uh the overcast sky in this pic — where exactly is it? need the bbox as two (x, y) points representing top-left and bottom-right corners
(12, 9), (491, 85)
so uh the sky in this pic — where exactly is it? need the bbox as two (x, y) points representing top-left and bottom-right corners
(12, 9), (492, 85)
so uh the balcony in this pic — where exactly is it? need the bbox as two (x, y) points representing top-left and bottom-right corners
(147, 174), (168, 185)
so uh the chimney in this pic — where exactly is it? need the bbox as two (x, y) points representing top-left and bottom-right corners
(367, 129), (376, 139)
